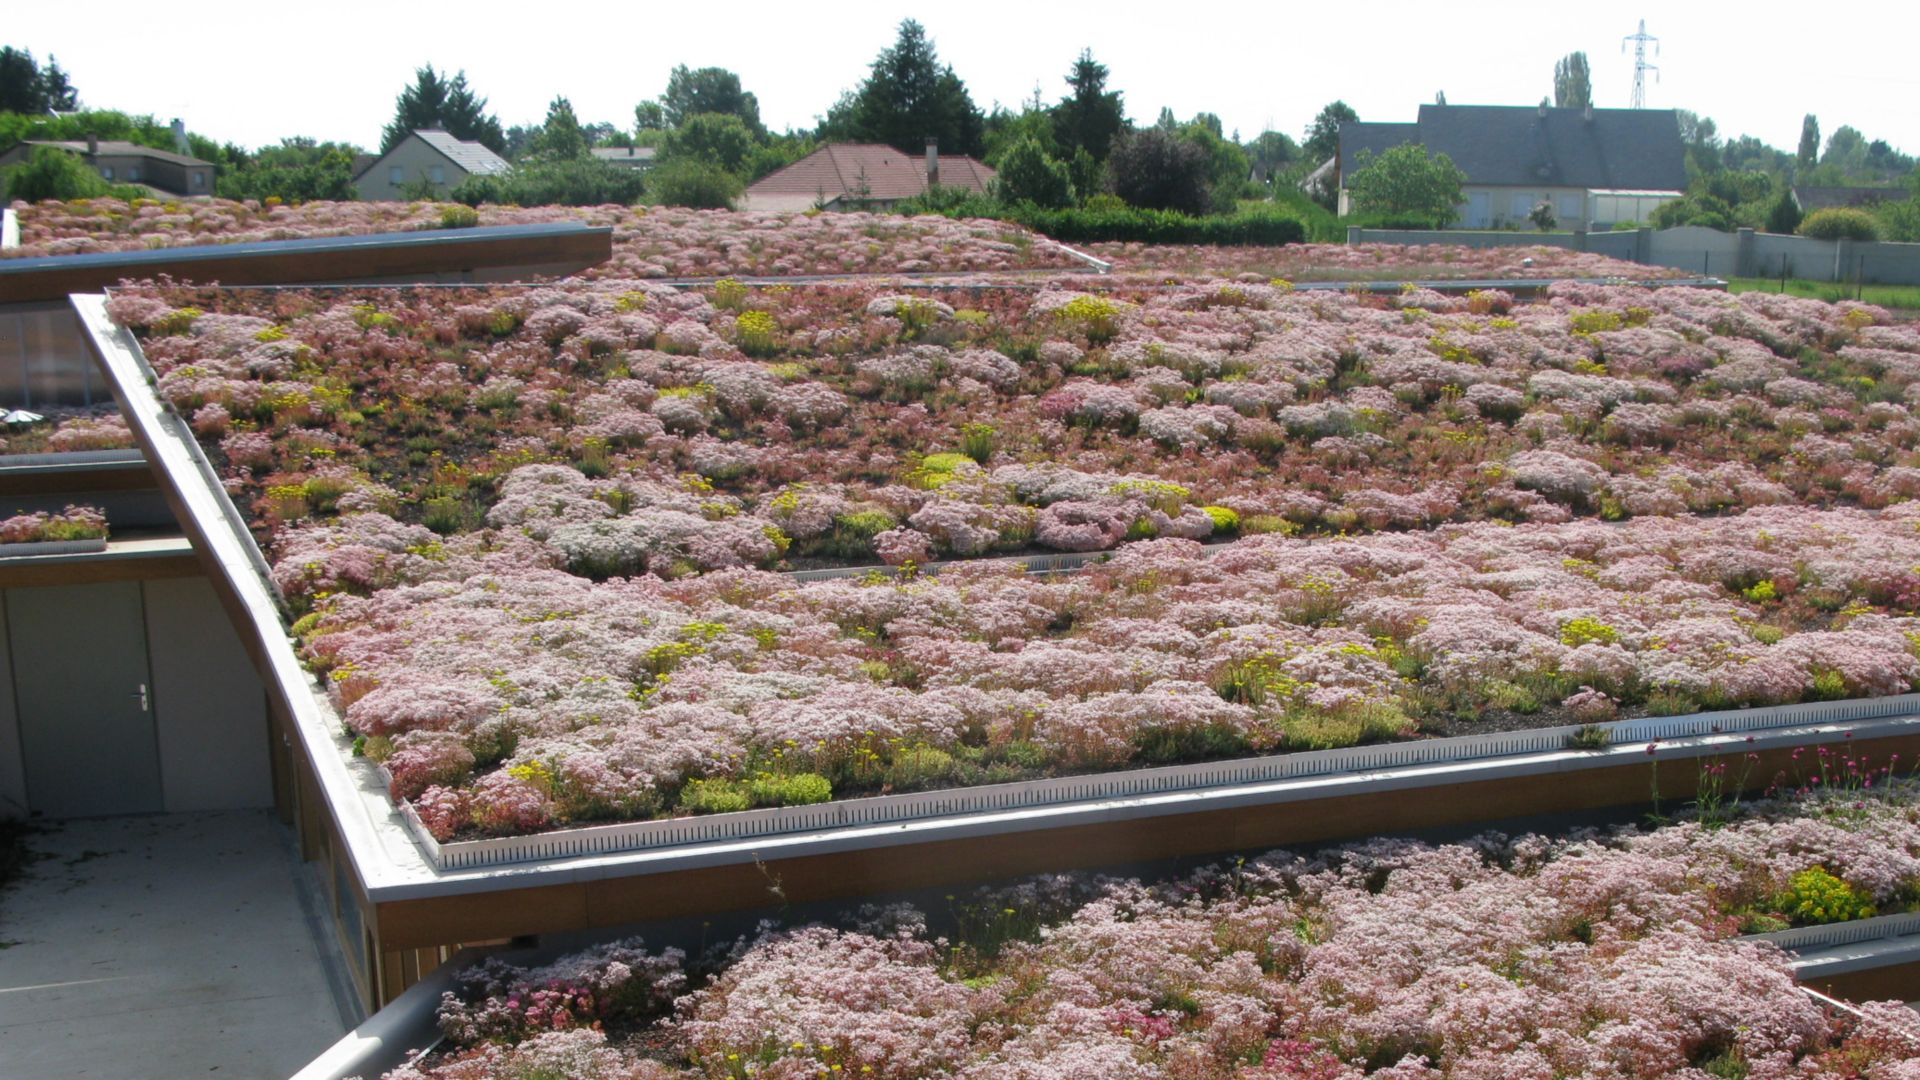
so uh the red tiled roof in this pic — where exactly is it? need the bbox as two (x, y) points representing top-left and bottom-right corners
(746, 144), (994, 202)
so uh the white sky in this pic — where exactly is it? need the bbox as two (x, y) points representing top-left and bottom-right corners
(11, 2), (1920, 158)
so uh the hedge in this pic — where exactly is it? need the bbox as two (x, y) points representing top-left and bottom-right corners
(1008, 205), (1305, 246)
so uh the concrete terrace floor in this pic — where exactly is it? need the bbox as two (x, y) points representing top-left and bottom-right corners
(0, 811), (352, 1079)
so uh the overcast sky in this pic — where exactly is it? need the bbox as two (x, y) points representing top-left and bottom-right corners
(11, 2), (1919, 157)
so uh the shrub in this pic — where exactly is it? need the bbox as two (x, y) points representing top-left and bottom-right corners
(1202, 505), (1240, 533)
(1107, 127), (1213, 214)
(678, 778), (752, 814)
(437, 204), (480, 229)
(746, 771), (832, 807)
(450, 157), (646, 208)
(992, 136), (1075, 210)
(1008, 204), (1305, 247)
(1567, 724), (1611, 750)
(1798, 207), (1881, 242)
(1558, 616), (1619, 647)
(1779, 867), (1876, 925)
(1, 146), (141, 202)
(646, 159), (743, 210)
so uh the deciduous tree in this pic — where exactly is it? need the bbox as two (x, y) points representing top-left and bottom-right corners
(1302, 101), (1357, 165)
(1107, 127), (1212, 214)
(657, 66), (764, 137)
(1797, 115), (1820, 171)
(1553, 52), (1591, 110)
(1346, 143), (1466, 226)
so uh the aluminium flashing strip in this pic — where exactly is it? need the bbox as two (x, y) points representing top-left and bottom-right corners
(408, 699), (1920, 871)
(0, 447), (149, 472)
(3, 222), (607, 276)
(1754, 911), (1920, 958)
(74, 293), (1920, 901)
(6, 222), (614, 302)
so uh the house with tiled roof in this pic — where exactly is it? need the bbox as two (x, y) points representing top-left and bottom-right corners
(741, 141), (994, 211)
(1337, 104), (1688, 229)
(0, 136), (215, 197)
(352, 129), (511, 201)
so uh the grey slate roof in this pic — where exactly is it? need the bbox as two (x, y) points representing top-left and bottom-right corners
(22, 139), (211, 167)
(412, 130), (511, 176)
(1336, 123), (1418, 177)
(1339, 105), (1688, 191)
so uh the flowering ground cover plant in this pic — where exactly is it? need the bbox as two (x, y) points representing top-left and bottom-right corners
(0, 407), (134, 455)
(379, 786), (1920, 1079)
(103, 276), (1920, 573)
(272, 505), (1920, 835)
(0, 504), (106, 544)
(7, 198), (1085, 275)
(1086, 241), (1687, 283)
(94, 273), (1920, 833)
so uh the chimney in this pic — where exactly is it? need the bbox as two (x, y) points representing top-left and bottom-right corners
(925, 137), (939, 188)
(1537, 101), (1548, 118)
(170, 118), (190, 156)
(1583, 103), (1594, 123)
(86, 133), (98, 156)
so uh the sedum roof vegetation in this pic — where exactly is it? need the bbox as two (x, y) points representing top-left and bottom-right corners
(6, 197), (1084, 275)
(0, 407), (133, 455)
(100, 264), (1920, 840)
(381, 783), (1920, 1078)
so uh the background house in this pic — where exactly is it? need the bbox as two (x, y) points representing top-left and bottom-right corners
(590, 145), (656, 173)
(1338, 104), (1689, 229)
(0, 136), (215, 197)
(353, 129), (510, 201)
(1793, 185), (1913, 213)
(741, 141), (994, 211)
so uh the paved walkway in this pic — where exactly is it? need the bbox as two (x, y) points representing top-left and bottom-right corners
(0, 811), (351, 1079)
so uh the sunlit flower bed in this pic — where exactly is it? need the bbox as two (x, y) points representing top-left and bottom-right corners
(379, 787), (1920, 1079)
(7, 198), (1084, 276)
(1089, 241), (1687, 283)
(0, 407), (134, 455)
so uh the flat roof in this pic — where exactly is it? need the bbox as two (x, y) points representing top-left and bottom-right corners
(0, 222), (613, 303)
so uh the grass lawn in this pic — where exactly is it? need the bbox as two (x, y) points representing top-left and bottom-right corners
(1730, 275), (1920, 312)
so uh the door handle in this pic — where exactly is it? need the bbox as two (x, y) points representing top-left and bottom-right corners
(132, 683), (149, 712)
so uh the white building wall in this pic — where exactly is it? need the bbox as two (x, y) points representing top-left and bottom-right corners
(355, 137), (466, 201)
(146, 576), (271, 812)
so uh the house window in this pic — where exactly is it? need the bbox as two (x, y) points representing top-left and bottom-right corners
(1510, 193), (1534, 222)
(1557, 194), (1582, 224)
(428, 166), (445, 185)
(389, 165), (404, 185)
(190, 171), (204, 190)
(99, 166), (113, 181)
(127, 165), (142, 182)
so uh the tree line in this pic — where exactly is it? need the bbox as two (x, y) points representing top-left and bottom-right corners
(2, 30), (1915, 242)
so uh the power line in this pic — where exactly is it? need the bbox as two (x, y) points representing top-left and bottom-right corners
(1622, 18), (1660, 109)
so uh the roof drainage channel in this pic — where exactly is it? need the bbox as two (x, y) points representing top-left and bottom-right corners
(73, 292), (1920, 901)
